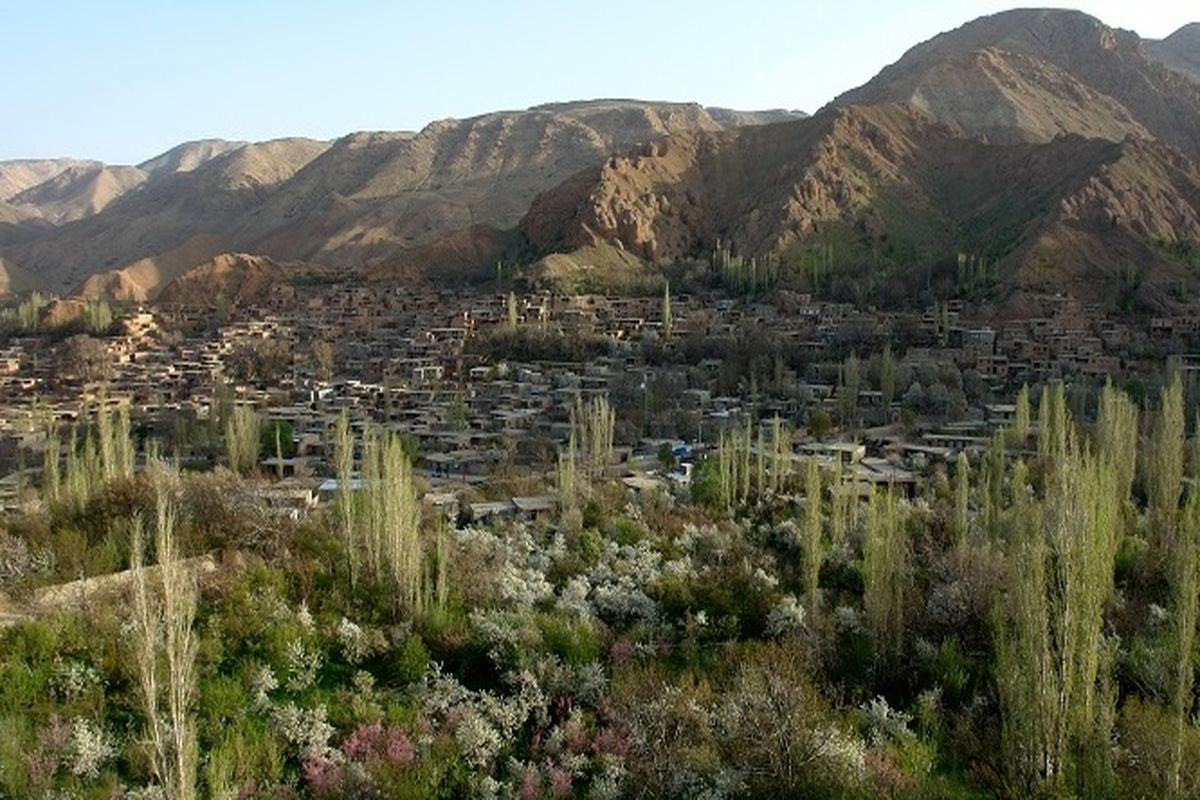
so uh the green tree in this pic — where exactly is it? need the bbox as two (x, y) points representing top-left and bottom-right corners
(838, 353), (860, 428)
(803, 458), (823, 624)
(880, 343), (897, 409)
(662, 280), (674, 340)
(955, 451), (970, 546)
(808, 409), (832, 441)
(1146, 373), (1185, 550)
(1169, 428), (1200, 797)
(332, 411), (359, 588)
(1014, 383), (1031, 444)
(863, 488), (909, 658)
(260, 420), (295, 461)
(224, 405), (261, 476)
(131, 467), (198, 800)
(995, 428), (1122, 797)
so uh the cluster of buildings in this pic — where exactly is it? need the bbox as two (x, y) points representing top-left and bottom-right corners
(0, 283), (1192, 514)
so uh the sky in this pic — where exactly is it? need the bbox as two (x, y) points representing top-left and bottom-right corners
(2, 0), (1195, 164)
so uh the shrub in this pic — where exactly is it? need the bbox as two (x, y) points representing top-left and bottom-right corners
(536, 612), (603, 666)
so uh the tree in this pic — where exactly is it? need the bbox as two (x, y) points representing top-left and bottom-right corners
(59, 334), (112, 382)
(260, 420), (295, 461)
(1169, 428), (1200, 797)
(570, 395), (615, 481)
(506, 292), (519, 332)
(1013, 383), (1031, 444)
(224, 405), (261, 476)
(361, 428), (423, 616)
(838, 353), (860, 428)
(332, 411), (359, 588)
(1037, 381), (1068, 462)
(41, 420), (61, 504)
(995, 428), (1122, 797)
(1146, 373), (1185, 550)
(769, 416), (792, 494)
(803, 459), (822, 623)
(880, 343), (897, 409)
(954, 451), (970, 546)
(661, 280), (674, 339)
(224, 338), (292, 385)
(130, 467), (198, 800)
(1096, 378), (1139, 504)
(863, 488), (909, 658)
(311, 339), (334, 383)
(808, 409), (832, 441)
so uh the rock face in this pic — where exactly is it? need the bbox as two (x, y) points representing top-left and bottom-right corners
(830, 9), (1200, 159)
(0, 100), (791, 296)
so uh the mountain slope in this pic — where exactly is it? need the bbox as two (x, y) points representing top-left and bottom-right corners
(1146, 24), (1200, 82)
(0, 158), (100, 202)
(0, 100), (793, 295)
(8, 163), (148, 223)
(4, 138), (329, 293)
(138, 138), (247, 178)
(830, 9), (1200, 158)
(519, 103), (1200, 310)
(240, 100), (788, 268)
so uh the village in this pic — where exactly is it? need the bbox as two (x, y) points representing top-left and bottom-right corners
(0, 282), (1195, 520)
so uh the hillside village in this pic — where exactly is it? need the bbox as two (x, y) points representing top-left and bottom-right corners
(0, 282), (1194, 518)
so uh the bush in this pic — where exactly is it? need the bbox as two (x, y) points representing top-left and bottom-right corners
(536, 612), (604, 666)
(1117, 697), (1200, 798)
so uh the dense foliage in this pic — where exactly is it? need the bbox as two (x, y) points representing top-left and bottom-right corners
(0, 377), (1198, 799)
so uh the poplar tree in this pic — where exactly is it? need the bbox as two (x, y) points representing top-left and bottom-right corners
(863, 488), (908, 657)
(830, 458), (848, 547)
(955, 451), (970, 546)
(130, 467), (198, 800)
(556, 429), (579, 515)
(661, 280), (673, 339)
(1096, 378), (1139, 505)
(1147, 373), (1185, 550)
(333, 412), (358, 588)
(880, 344), (897, 409)
(769, 415), (792, 494)
(360, 429), (423, 615)
(1169, 428), (1200, 797)
(42, 419), (60, 504)
(995, 427), (1121, 796)
(1038, 381), (1068, 462)
(224, 405), (261, 476)
(803, 459), (823, 623)
(839, 353), (860, 428)
(506, 291), (519, 332)
(1014, 383), (1031, 444)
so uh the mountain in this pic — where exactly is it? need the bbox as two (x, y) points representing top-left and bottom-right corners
(8, 163), (148, 224)
(510, 9), (1200, 311)
(5, 138), (329, 295)
(154, 252), (303, 307)
(0, 158), (99, 202)
(239, 101), (797, 269)
(1146, 24), (1200, 82)
(829, 9), (1200, 159)
(0, 139), (247, 227)
(137, 139), (247, 178)
(519, 100), (1200, 311)
(0, 100), (798, 297)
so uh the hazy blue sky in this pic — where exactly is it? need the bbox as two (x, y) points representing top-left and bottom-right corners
(3, 0), (1195, 163)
